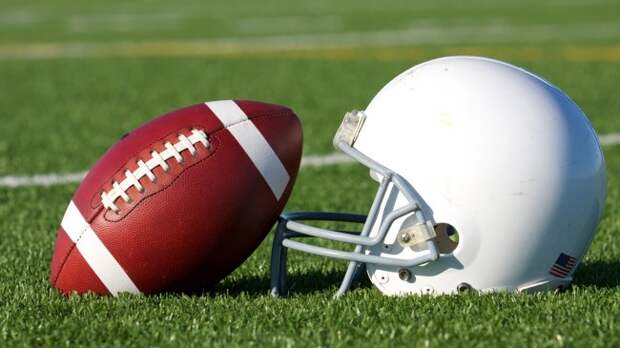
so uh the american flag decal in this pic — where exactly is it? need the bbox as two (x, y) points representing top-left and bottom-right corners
(549, 253), (578, 278)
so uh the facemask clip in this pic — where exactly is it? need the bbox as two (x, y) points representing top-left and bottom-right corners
(398, 214), (437, 248)
(333, 110), (366, 148)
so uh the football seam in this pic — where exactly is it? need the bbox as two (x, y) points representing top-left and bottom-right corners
(102, 136), (222, 223)
(89, 110), (293, 210)
(53, 110), (294, 290)
(51, 225), (88, 288)
(89, 127), (203, 210)
(100, 109), (293, 221)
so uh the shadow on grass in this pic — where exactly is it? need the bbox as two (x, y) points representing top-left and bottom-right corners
(213, 260), (620, 296)
(573, 260), (620, 288)
(169, 260), (620, 298)
(206, 268), (373, 297)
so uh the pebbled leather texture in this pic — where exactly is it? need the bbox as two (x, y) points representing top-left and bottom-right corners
(50, 100), (303, 295)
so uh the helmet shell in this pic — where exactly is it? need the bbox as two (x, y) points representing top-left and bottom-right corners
(357, 56), (606, 295)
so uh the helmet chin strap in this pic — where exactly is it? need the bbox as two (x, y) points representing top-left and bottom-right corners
(270, 124), (439, 298)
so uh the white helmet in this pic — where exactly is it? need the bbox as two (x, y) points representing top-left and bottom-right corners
(270, 56), (606, 297)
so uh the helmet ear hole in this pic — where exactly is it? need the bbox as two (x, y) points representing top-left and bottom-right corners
(434, 223), (459, 254)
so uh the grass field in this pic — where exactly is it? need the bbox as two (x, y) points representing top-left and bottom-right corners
(1, 0), (620, 346)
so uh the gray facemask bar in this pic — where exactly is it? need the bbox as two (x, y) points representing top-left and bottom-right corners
(270, 111), (439, 298)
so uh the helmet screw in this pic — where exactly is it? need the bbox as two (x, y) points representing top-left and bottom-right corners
(400, 233), (411, 243)
(456, 282), (472, 293)
(398, 268), (412, 281)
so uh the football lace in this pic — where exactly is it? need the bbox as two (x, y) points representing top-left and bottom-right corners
(100, 129), (209, 213)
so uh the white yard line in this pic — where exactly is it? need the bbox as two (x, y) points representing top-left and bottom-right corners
(3, 21), (620, 59)
(599, 133), (620, 146)
(0, 153), (355, 188)
(300, 152), (354, 167)
(1, 133), (619, 188)
(0, 171), (87, 188)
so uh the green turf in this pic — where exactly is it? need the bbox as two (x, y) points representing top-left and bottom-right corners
(1, 0), (620, 346)
(1, 0), (620, 43)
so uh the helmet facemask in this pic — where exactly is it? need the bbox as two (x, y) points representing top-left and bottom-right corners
(270, 111), (440, 298)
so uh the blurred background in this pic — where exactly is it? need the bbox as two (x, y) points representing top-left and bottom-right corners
(1, 0), (620, 176)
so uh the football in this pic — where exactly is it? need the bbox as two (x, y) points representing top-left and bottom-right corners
(49, 100), (303, 295)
